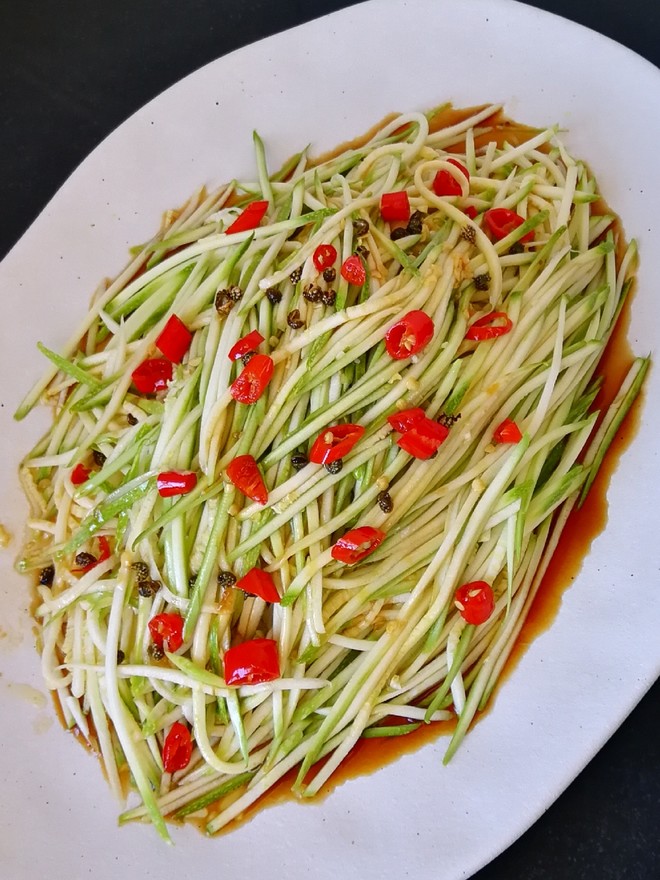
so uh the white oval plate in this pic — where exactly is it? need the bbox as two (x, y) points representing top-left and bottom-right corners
(1, 1), (659, 878)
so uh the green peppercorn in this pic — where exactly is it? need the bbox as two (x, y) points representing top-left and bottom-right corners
(406, 211), (424, 236)
(39, 564), (55, 587)
(214, 290), (234, 315)
(461, 225), (477, 244)
(138, 579), (160, 598)
(148, 643), (165, 661)
(74, 551), (96, 568)
(287, 309), (304, 329)
(131, 561), (150, 582)
(303, 284), (323, 303)
(437, 412), (461, 428)
(377, 490), (394, 513)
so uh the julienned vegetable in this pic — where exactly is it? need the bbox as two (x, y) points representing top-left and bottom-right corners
(15, 102), (648, 842)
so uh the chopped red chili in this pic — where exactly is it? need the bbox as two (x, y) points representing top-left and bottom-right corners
(224, 638), (280, 686)
(309, 424), (365, 465)
(156, 471), (198, 497)
(396, 418), (449, 460)
(386, 408), (426, 433)
(148, 613), (184, 653)
(464, 312), (513, 341)
(225, 200), (269, 235)
(162, 721), (193, 773)
(228, 329), (265, 362)
(493, 418), (523, 444)
(71, 463), (90, 485)
(484, 207), (533, 242)
(432, 159), (469, 197)
(454, 581), (495, 625)
(131, 358), (173, 394)
(380, 191), (411, 223)
(340, 255), (366, 286)
(331, 526), (385, 565)
(230, 353), (274, 404)
(385, 310), (434, 359)
(313, 243), (338, 272)
(155, 315), (193, 364)
(226, 454), (268, 504)
(236, 568), (280, 603)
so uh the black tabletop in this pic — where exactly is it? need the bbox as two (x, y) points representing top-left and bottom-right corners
(1, 2), (659, 878)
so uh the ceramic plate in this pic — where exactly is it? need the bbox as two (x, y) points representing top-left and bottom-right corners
(1, 1), (659, 877)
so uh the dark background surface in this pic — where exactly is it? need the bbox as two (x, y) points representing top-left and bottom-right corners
(1, 1), (659, 877)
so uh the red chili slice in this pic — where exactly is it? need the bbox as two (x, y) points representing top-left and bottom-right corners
(380, 191), (411, 223)
(156, 471), (198, 497)
(309, 424), (365, 465)
(386, 407), (427, 433)
(155, 315), (193, 364)
(484, 207), (534, 243)
(464, 206), (478, 220)
(96, 536), (111, 563)
(162, 721), (193, 773)
(228, 329), (265, 361)
(313, 243), (338, 272)
(71, 463), (90, 485)
(236, 568), (280, 604)
(331, 526), (386, 565)
(385, 310), (434, 359)
(226, 455), (268, 504)
(464, 312), (513, 341)
(131, 358), (173, 394)
(340, 255), (366, 286)
(432, 159), (469, 197)
(454, 581), (495, 625)
(224, 638), (280, 686)
(397, 418), (449, 460)
(230, 354), (274, 404)
(148, 613), (184, 652)
(225, 200), (269, 235)
(493, 418), (523, 444)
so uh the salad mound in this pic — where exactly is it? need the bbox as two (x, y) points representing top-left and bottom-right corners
(16, 103), (647, 839)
